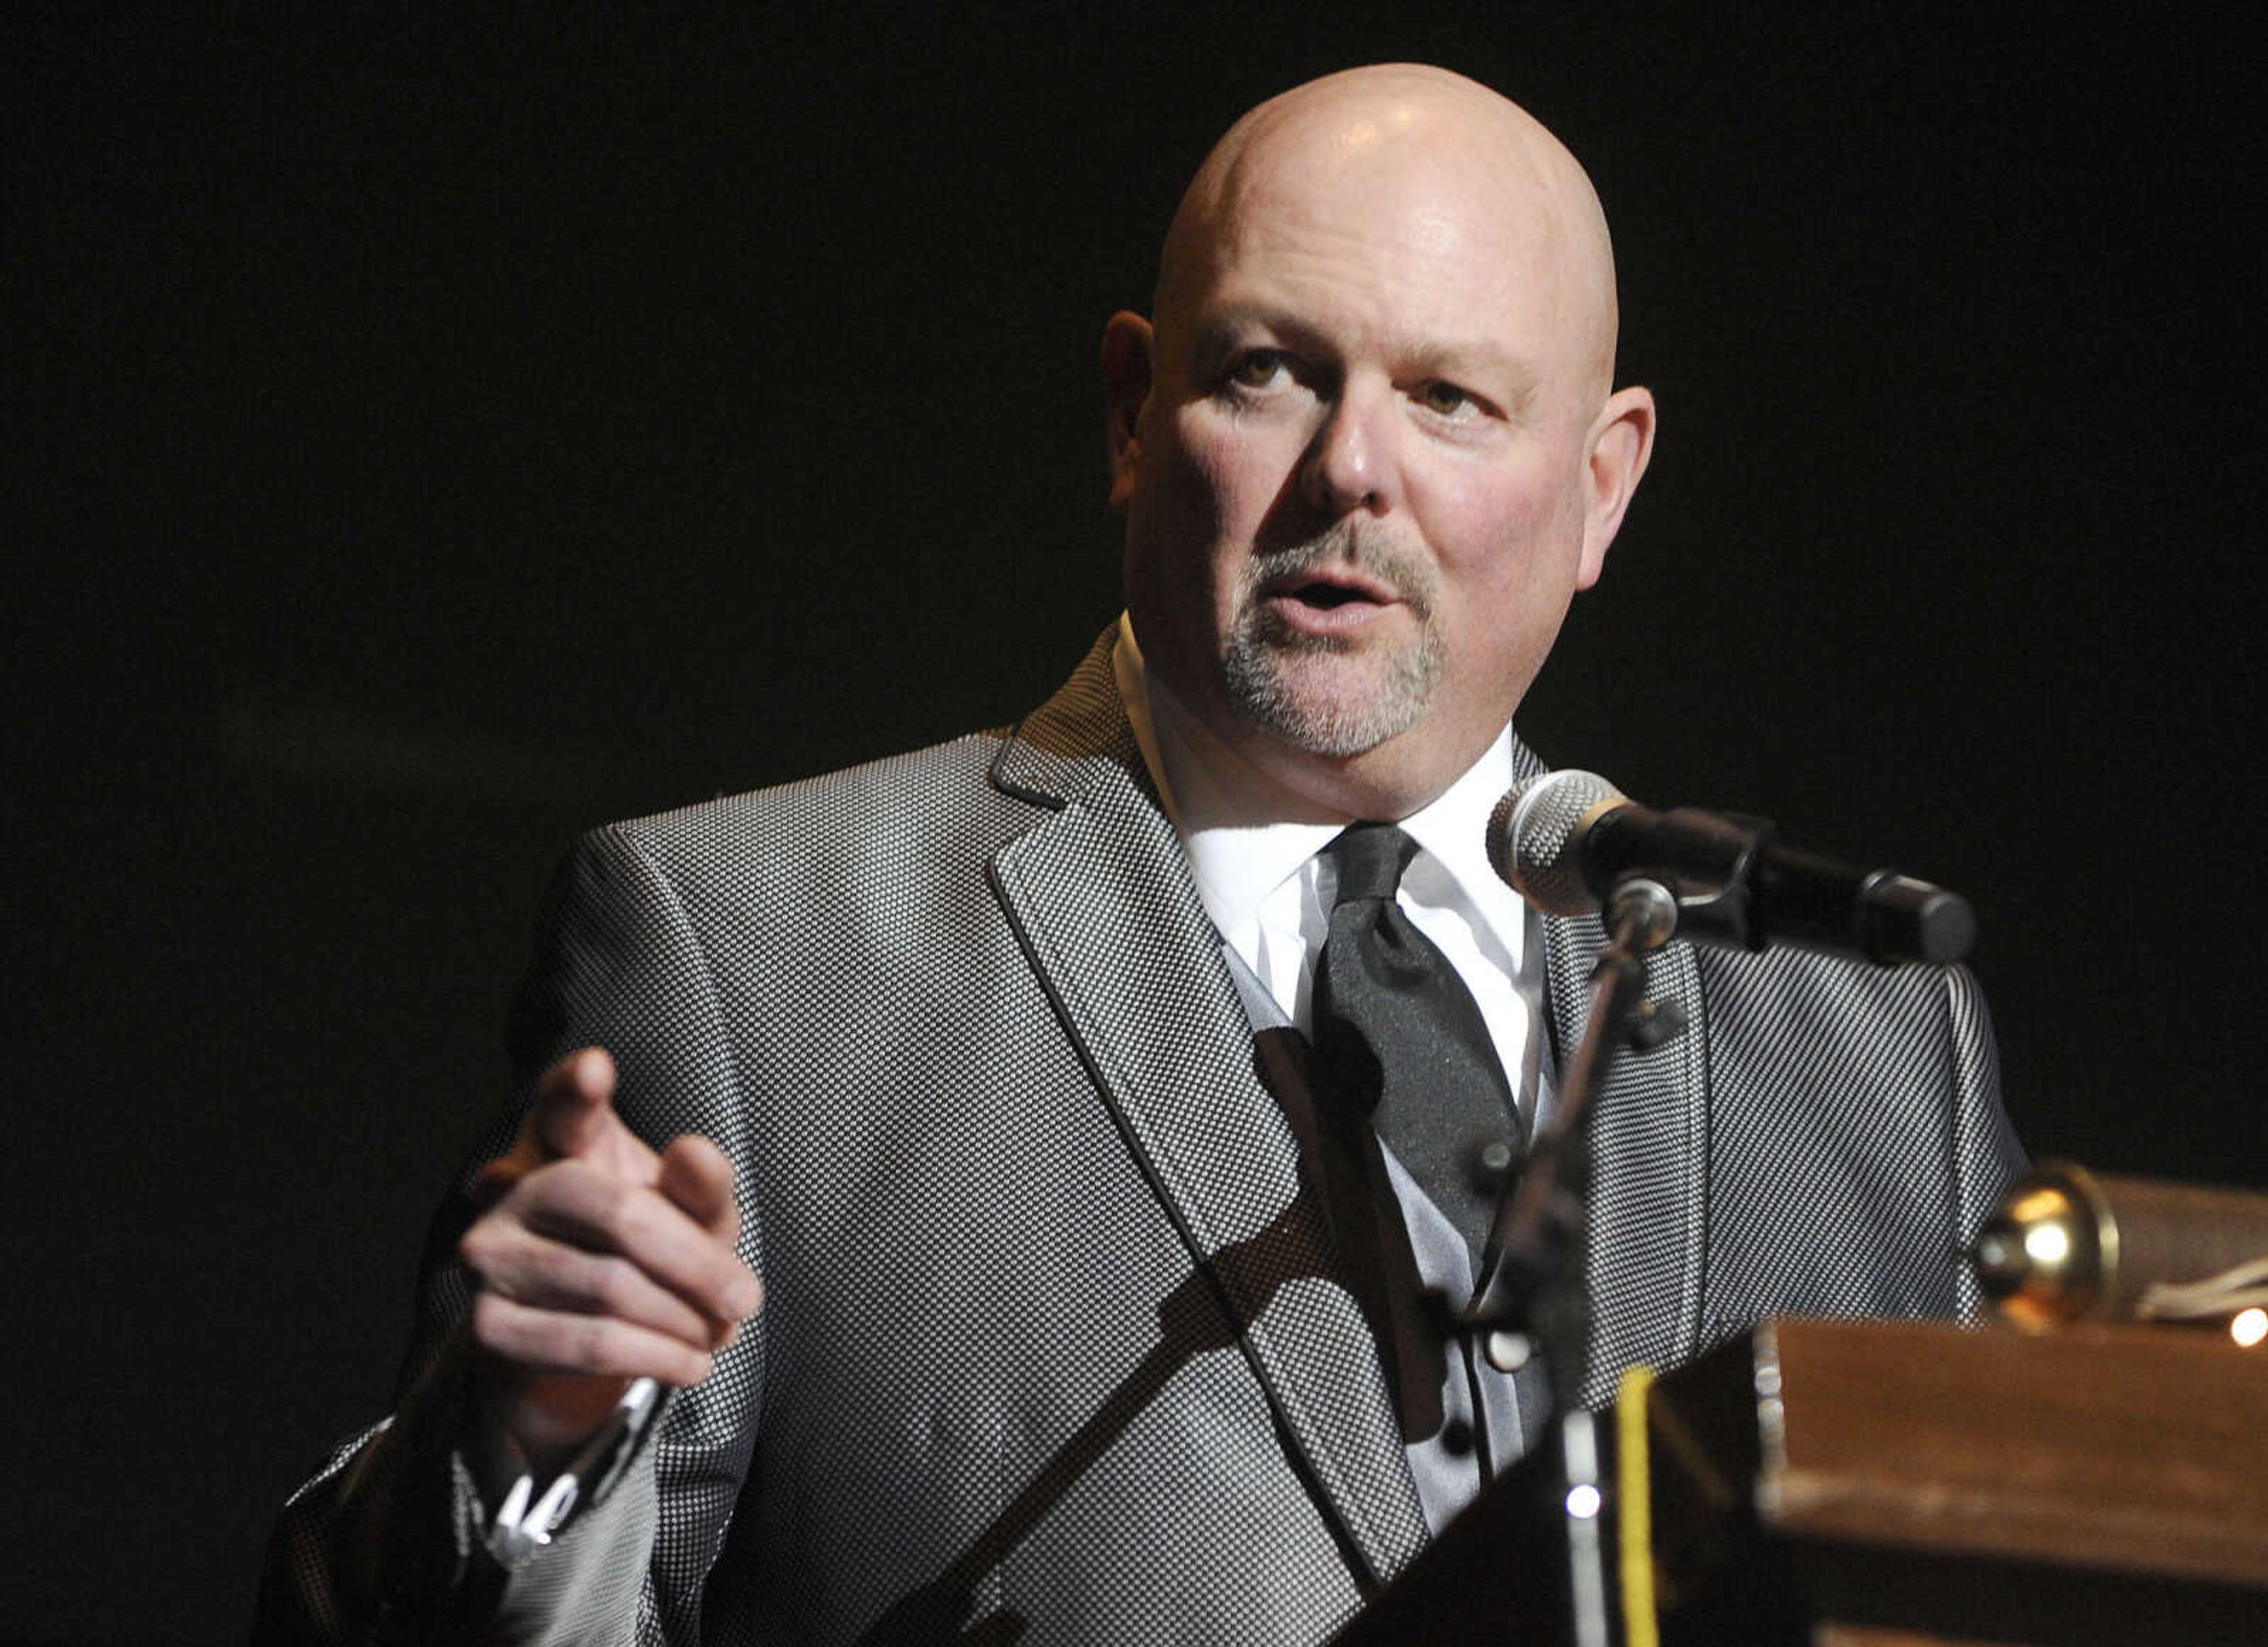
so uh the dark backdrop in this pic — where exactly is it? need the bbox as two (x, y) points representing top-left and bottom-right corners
(9, 8), (2263, 1643)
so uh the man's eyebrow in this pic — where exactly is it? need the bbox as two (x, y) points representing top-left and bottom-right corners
(1405, 340), (1542, 416)
(1189, 304), (1321, 360)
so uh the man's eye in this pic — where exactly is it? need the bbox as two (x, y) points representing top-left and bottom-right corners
(1418, 381), (1478, 417)
(1227, 351), (1291, 389)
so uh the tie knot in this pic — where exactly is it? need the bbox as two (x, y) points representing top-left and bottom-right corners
(1325, 822), (1420, 906)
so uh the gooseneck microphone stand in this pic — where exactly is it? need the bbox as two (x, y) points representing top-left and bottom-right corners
(1460, 870), (1686, 1647)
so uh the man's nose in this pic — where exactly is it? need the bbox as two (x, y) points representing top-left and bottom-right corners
(1299, 384), (1400, 518)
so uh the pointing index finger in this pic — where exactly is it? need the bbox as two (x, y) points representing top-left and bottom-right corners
(531, 1048), (655, 1183)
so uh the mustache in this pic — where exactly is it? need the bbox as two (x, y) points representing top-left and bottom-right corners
(1241, 522), (1438, 620)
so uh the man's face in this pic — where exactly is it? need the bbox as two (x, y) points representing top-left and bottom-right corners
(1110, 100), (1646, 816)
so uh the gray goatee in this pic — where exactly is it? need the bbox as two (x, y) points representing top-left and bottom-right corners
(1220, 524), (1445, 758)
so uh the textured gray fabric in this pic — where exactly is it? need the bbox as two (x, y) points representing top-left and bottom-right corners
(258, 630), (2025, 1643)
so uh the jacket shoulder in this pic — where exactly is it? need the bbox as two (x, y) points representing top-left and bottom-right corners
(607, 729), (1019, 856)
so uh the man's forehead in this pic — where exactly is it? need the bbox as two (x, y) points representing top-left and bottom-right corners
(1205, 152), (1568, 286)
(1158, 66), (1619, 391)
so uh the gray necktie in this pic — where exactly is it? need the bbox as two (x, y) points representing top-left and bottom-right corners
(1311, 822), (1527, 1277)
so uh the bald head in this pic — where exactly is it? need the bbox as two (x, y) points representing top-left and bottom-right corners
(1156, 65), (1622, 404)
(1104, 64), (1655, 819)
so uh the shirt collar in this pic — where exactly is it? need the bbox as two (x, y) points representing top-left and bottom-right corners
(1112, 613), (1519, 938)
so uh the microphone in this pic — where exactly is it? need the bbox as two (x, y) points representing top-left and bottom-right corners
(1487, 770), (1976, 966)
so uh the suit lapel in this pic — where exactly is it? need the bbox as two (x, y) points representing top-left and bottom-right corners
(980, 650), (1712, 1555)
(986, 638), (1429, 1591)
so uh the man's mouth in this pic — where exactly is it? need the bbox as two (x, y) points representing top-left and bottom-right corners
(1250, 568), (1410, 644)
(1264, 568), (1401, 612)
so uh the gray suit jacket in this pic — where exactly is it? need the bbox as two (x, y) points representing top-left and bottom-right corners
(260, 633), (2023, 1645)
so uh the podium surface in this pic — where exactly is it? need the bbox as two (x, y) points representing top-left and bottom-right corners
(1335, 1319), (2267, 1646)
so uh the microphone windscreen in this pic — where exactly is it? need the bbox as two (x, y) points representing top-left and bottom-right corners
(1489, 769), (1624, 916)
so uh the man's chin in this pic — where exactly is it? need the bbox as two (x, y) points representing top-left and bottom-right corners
(1224, 650), (1434, 762)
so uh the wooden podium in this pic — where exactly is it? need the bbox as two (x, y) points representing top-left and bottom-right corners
(1333, 1319), (2268, 1645)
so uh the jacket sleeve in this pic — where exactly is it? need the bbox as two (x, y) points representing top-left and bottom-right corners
(253, 824), (767, 1644)
(1945, 963), (2028, 1322)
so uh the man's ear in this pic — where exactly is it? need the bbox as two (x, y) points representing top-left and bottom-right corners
(1575, 385), (1657, 589)
(1101, 311), (1155, 513)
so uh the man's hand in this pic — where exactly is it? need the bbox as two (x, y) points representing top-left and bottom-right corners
(458, 1047), (761, 1469)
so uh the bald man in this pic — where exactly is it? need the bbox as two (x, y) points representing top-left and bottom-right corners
(259, 66), (2019, 1646)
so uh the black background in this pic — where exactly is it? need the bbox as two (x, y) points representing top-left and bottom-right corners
(9, 7), (2264, 1642)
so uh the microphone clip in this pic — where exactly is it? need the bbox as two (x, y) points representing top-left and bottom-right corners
(1612, 808), (1780, 955)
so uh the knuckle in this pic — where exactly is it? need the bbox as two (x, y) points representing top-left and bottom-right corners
(707, 1250), (752, 1307)
(468, 1290), (518, 1351)
(539, 1154), (597, 1198)
(458, 1219), (503, 1276)
(535, 1159), (609, 1229)
(585, 1254), (640, 1317)
(586, 1170), (634, 1232)
(563, 1315), (624, 1374)
(606, 1184), (660, 1251)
